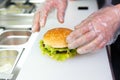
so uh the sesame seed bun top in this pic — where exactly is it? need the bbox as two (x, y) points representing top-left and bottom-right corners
(43, 27), (72, 48)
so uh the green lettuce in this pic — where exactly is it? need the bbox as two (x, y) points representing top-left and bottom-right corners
(39, 40), (77, 61)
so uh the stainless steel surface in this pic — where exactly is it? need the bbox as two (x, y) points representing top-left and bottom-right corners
(0, 1), (46, 28)
(0, 50), (18, 72)
(0, 30), (31, 45)
(0, 48), (23, 80)
(0, 10), (33, 79)
(0, 2), (35, 27)
(0, 0), (9, 8)
(0, 1), (46, 80)
(11, 48), (25, 80)
(0, 27), (33, 80)
(0, 1), (36, 14)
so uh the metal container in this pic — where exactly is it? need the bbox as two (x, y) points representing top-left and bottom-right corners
(0, 1), (38, 79)
(0, 30), (31, 46)
(0, 27), (32, 80)
(0, 48), (23, 80)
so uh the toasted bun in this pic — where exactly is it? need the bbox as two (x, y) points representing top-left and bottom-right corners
(43, 27), (72, 48)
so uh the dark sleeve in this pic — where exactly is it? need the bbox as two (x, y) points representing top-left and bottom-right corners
(112, 0), (120, 5)
(97, 0), (105, 8)
(111, 1), (120, 80)
(97, 0), (120, 8)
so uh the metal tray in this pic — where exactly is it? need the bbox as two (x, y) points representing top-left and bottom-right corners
(0, 30), (31, 45)
(0, 48), (23, 80)
(0, 49), (18, 73)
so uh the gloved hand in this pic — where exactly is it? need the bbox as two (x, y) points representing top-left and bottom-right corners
(32, 0), (67, 32)
(66, 4), (120, 54)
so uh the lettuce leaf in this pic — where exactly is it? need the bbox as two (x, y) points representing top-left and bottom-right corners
(39, 40), (77, 61)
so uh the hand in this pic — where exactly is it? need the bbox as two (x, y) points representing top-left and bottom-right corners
(32, 0), (67, 32)
(66, 5), (120, 54)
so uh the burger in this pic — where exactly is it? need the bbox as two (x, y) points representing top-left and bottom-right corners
(39, 27), (77, 61)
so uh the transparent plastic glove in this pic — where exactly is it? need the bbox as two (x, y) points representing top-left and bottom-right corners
(32, 0), (67, 32)
(66, 5), (120, 54)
